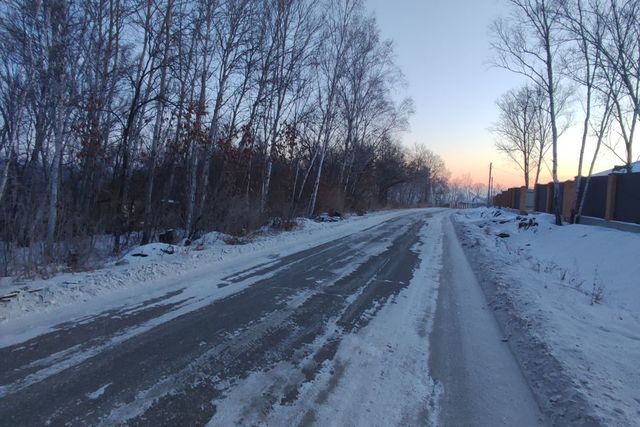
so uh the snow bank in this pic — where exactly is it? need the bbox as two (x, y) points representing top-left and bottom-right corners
(0, 210), (424, 326)
(456, 208), (640, 425)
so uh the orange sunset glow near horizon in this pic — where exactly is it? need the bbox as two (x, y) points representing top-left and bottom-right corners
(436, 124), (628, 190)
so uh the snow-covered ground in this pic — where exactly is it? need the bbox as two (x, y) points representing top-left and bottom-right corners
(0, 210), (427, 345)
(455, 208), (640, 426)
(2, 209), (453, 426)
(5, 206), (637, 424)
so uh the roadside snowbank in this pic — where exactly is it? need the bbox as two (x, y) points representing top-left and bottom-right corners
(0, 210), (425, 325)
(456, 208), (640, 426)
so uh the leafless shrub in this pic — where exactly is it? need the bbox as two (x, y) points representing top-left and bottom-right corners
(560, 269), (567, 281)
(223, 235), (255, 246)
(590, 269), (604, 305)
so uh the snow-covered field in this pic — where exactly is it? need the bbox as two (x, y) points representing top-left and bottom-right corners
(455, 208), (640, 426)
(0, 210), (426, 345)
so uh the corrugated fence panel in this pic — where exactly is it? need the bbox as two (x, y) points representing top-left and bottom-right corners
(555, 183), (564, 214)
(614, 173), (640, 224)
(581, 176), (608, 219)
(536, 185), (547, 212)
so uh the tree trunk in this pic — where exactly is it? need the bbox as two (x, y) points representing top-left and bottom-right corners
(288, 159), (300, 218)
(197, 87), (224, 225)
(142, 2), (173, 244)
(577, 96), (613, 222)
(308, 138), (328, 217)
(0, 145), (13, 205)
(46, 118), (65, 260)
(545, 31), (562, 226)
(185, 139), (199, 238)
(572, 86), (591, 223)
(534, 148), (543, 187)
(185, 43), (211, 238)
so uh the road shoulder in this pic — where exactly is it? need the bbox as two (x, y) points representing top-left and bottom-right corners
(430, 214), (545, 426)
(451, 214), (602, 426)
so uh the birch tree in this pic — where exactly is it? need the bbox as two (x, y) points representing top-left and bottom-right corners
(259, 0), (318, 213)
(308, 0), (359, 216)
(141, 0), (175, 244)
(0, 0), (434, 273)
(492, 0), (566, 225)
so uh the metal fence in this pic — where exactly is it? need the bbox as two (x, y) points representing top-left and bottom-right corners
(492, 172), (640, 225)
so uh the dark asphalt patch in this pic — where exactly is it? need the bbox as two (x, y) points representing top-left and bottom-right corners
(0, 289), (187, 384)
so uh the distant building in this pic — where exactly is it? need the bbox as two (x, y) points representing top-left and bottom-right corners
(591, 160), (640, 177)
(453, 196), (486, 209)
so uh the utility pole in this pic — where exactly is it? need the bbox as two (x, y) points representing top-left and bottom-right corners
(490, 176), (494, 200)
(487, 162), (493, 207)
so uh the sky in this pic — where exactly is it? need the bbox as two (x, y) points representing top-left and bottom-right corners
(366, 0), (622, 189)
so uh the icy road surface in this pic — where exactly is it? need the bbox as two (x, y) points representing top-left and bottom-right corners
(0, 211), (544, 426)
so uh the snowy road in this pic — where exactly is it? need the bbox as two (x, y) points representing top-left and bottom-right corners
(430, 217), (543, 426)
(0, 210), (544, 426)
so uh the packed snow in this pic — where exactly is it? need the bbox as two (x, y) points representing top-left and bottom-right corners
(86, 383), (112, 400)
(207, 217), (444, 426)
(455, 208), (640, 425)
(592, 160), (640, 176)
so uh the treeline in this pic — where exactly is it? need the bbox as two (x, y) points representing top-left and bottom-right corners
(491, 0), (640, 224)
(0, 0), (449, 269)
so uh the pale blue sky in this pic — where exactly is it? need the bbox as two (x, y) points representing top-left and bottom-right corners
(366, 0), (618, 188)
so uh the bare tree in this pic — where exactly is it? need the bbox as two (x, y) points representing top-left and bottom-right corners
(492, 86), (539, 188)
(141, 0), (175, 244)
(561, 0), (603, 221)
(492, 0), (566, 225)
(307, 0), (359, 217)
(577, 89), (614, 222)
(531, 90), (553, 186)
(0, 54), (31, 205)
(259, 0), (318, 213)
(184, 0), (216, 238)
(0, 0), (439, 275)
(196, 0), (253, 227)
